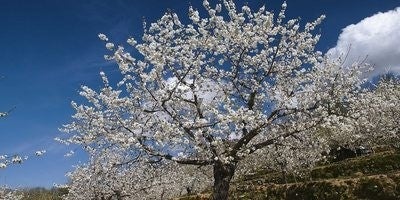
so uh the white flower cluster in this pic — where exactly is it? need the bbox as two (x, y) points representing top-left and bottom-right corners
(0, 186), (23, 200)
(64, 147), (211, 200)
(35, 150), (46, 156)
(98, 33), (108, 41)
(0, 155), (26, 168)
(0, 150), (47, 169)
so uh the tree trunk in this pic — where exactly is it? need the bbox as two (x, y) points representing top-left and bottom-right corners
(282, 170), (287, 184)
(115, 190), (122, 200)
(212, 161), (236, 200)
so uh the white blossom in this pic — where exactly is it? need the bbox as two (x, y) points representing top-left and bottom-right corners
(127, 37), (137, 46)
(105, 42), (115, 50)
(35, 150), (46, 156)
(98, 33), (108, 41)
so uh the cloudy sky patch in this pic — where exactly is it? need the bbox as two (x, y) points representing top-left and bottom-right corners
(327, 7), (400, 77)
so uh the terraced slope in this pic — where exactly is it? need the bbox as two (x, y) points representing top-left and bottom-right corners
(177, 149), (400, 200)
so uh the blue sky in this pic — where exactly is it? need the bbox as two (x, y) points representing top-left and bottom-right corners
(0, 0), (399, 188)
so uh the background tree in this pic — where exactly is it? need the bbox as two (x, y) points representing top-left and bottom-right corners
(63, 1), (368, 199)
(325, 76), (400, 149)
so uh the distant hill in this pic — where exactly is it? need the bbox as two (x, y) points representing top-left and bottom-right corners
(21, 187), (67, 200)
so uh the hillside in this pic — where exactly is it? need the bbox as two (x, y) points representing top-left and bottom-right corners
(177, 148), (400, 200)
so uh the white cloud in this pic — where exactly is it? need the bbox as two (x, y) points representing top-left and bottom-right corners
(327, 7), (400, 77)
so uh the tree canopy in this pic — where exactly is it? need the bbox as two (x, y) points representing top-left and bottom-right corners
(61, 1), (395, 199)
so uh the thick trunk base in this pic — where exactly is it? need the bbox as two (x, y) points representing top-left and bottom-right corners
(212, 162), (236, 200)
